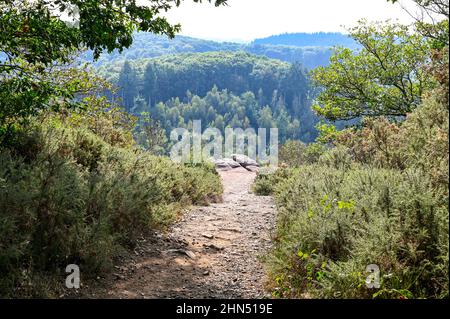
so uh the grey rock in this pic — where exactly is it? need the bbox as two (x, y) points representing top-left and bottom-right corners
(246, 165), (260, 173)
(215, 162), (232, 171)
(231, 154), (259, 168)
(214, 158), (241, 170)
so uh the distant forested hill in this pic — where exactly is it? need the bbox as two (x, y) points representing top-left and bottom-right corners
(82, 33), (241, 66)
(252, 32), (359, 49)
(83, 32), (356, 69)
(90, 32), (361, 143)
(99, 52), (319, 142)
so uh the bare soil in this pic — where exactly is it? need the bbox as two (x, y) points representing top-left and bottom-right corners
(79, 168), (276, 299)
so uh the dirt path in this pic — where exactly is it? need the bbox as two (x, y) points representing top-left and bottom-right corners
(85, 168), (276, 299)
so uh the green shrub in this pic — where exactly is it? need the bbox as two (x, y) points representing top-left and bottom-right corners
(265, 164), (448, 299)
(0, 116), (222, 297)
(279, 140), (326, 167)
(264, 25), (449, 301)
(253, 176), (275, 196)
(335, 93), (449, 189)
(317, 146), (353, 170)
(253, 167), (296, 196)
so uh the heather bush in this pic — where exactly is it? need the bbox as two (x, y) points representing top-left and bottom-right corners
(399, 94), (449, 189)
(265, 164), (448, 299)
(253, 167), (297, 196)
(261, 90), (448, 299)
(0, 116), (222, 297)
(252, 175), (275, 196)
(279, 140), (326, 167)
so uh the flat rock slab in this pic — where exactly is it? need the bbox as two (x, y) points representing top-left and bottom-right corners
(215, 154), (260, 172)
(231, 154), (259, 168)
(215, 158), (243, 171)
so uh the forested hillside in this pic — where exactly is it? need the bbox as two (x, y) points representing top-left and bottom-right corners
(100, 52), (318, 143)
(83, 32), (350, 69)
(253, 32), (359, 48)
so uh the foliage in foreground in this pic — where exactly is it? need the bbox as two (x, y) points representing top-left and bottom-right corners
(0, 0), (226, 127)
(265, 163), (447, 299)
(254, 77), (449, 299)
(0, 112), (222, 297)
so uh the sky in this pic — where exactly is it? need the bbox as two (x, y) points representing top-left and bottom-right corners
(158, 0), (419, 42)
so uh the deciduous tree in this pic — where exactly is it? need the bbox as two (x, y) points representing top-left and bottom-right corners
(311, 21), (431, 121)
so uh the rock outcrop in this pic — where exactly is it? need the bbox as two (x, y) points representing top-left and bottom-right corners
(215, 155), (260, 172)
(214, 158), (242, 171)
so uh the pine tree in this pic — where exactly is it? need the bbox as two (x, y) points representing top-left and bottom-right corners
(143, 63), (157, 107)
(117, 61), (138, 112)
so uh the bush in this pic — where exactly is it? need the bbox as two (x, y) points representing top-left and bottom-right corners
(279, 140), (326, 167)
(0, 116), (222, 297)
(265, 164), (448, 299)
(253, 167), (295, 196)
(336, 118), (406, 169)
(262, 25), (449, 301)
(335, 93), (449, 188)
(263, 91), (449, 299)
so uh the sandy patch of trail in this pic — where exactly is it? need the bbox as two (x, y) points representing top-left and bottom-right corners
(85, 169), (276, 299)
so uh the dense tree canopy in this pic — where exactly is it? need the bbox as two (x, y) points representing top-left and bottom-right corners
(147, 86), (312, 144)
(102, 52), (311, 112)
(102, 52), (318, 142)
(117, 61), (138, 112)
(311, 21), (432, 121)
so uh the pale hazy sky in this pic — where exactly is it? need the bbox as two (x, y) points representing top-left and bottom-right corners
(159, 0), (418, 42)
